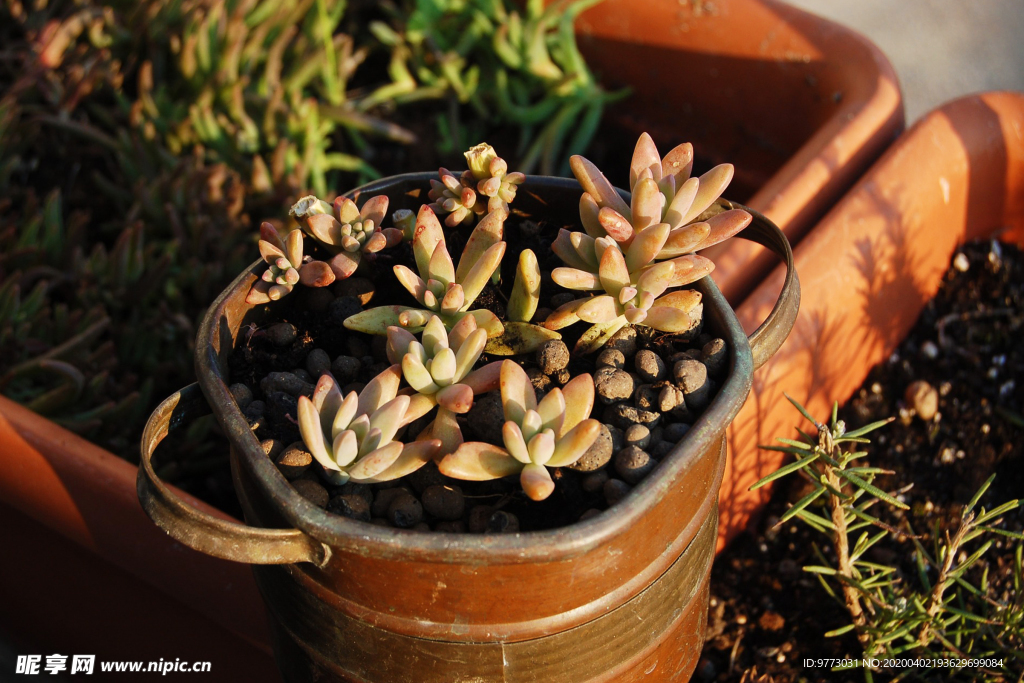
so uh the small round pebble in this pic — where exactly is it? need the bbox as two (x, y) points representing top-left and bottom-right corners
(387, 492), (424, 528)
(624, 424), (651, 449)
(327, 494), (371, 522)
(292, 368), (312, 383)
(266, 391), (298, 426)
(465, 393), (506, 443)
(406, 463), (446, 494)
(658, 384), (686, 413)
(332, 355), (362, 384)
(634, 350), (666, 383)
(346, 336), (370, 359)
(486, 511), (520, 534)
(266, 322), (297, 347)
(336, 482), (373, 506)
(527, 367), (552, 393)
(229, 383), (253, 410)
(596, 369), (635, 405)
(333, 276), (376, 305)
(468, 506), (494, 533)
(261, 372), (314, 398)
(634, 384), (659, 411)
(328, 296), (363, 326)
(421, 485), (466, 521)
(570, 423), (614, 472)
(260, 438), (285, 459)
(596, 348), (626, 369)
(614, 446), (656, 484)
(372, 486), (411, 518)
(276, 442), (313, 479)
(537, 339), (570, 374)
(663, 422), (691, 443)
(243, 399), (265, 423)
(673, 359), (710, 411)
(651, 441), (675, 458)
(554, 368), (571, 386)
(905, 380), (939, 421)
(581, 470), (610, 493)
(605, 326), (638, 357)
(604, 403), (661, 429)
(291, 479), (329, 509)
(603, 478), (632, 506)
(305, 348), (331, 377)
(701, 338), (727, 377)
(532, 307), (552, 323)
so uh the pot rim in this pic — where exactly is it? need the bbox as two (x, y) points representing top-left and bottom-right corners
(196, 173), (755, 563)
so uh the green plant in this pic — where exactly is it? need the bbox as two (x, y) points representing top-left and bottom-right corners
(752, 396), (1024, 681)
(370, 0), (627, 174)
(439, 359), (599, 500)
(297, 365), (439, 484)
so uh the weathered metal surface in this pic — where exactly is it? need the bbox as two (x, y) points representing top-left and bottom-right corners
(138, 173), (799, 682)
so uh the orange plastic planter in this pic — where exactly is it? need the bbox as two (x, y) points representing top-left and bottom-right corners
(719, 92), (1024, 551)
(577, 0), (904, 303)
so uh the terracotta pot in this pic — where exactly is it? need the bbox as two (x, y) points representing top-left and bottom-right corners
(575, 0), (904, 303)
(717, 91), (1024, 551)
(138, 174), (799, 682)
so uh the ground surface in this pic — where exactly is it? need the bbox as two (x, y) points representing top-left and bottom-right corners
(698, 239), (1024, 682)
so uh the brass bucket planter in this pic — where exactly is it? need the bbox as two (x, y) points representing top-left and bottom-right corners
(138, 174), (799, 682)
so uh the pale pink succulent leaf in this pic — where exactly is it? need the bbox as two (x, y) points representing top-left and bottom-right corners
(432, 406), (464, 456)
(332, 429), (359, 467)
(363, 231), (387, 254)
(298, 261), (335, 288)
(310, 372), (337, 413)
(637, 261), (676, 298)
(393, 265), (427, 303)
(327, 251), (361, 280)
(438, 442), (522, 481)
(544, 297), (586, 330)
(629, 132), (663, 190)
(659, 222), (711, 258)
(569, 155), (631, 217)
(500, 359), (537, 425)
(246, 280), (272, 304)
(336, 197), (361, 224)
(502, 422), (532, 464)
(305, 213), (343, 247)
(346, 441), (404, 481)
(547, 419), (602, 468)
(430, 347), (458, 386)
(664, 176), (700, 230)
(343, 305), (411, 334)
(507, 249), (541, 323)
(625, 222), (671, 273)
(652, 290), (703, 312)
(259, 222), (286, 253)
(421, 315), (449, 357)
(552, 229), (592, 271)
(551, 267), (601, 291)
(382, 227), (404, 248)
(331, 392), (359, 438)
(402, 393), (438, 427)
(597, 207), (635, 244)
(369, 395), (411, 444)
(358, 364), (402, 415)
(436, 383), (474, 414)
(428, 241), (456, 287)
(484, 322), (561, 356)
(298, 396), (335, 471)
(570, 232), (600, 270)
(363, 440), (440, 483)
(630, 177), (665, 232)
(259, 238), (286, 264)
(403, 353), (440, 394)
(662, 142), (694, 186)
(413, 205), (445, 278)
(693, 209), (752, 251)
(521, 463), (556, 501)
(440, 283), (465, 315)
(665, 254), (715, 287)
(447, 313), (478, 351)
(461, 309), (504, 338)
(386, 326), (418, 364)
(536, 388), (565, 434)
(579, 193), (605, 239)
(624, 307), (647, 324)
(577, 295), (622, 324)
(454, 328), (487, 380)
(462, 360), (502, 395)
(598, 245), (630, 297)
(359, 195), (389, 227)
(559, 374), (595, 437)
(644, 306), (699, 333)
(458, 242), (506, 310)
(680, 164), (734, 226)
(528, 430), (556, 466)
(455, 210), (505, 282)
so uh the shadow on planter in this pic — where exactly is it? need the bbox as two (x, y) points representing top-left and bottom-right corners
(720, 91), (1024, 551)
(576, 0), (904, 303)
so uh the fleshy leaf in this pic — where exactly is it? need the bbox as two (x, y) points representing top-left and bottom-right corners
(360, 195), (389, 227)
(328, 251), (361, 280)
(662, 142), (694, 186)
(536, 388), (565, 433)
(579, 193), (605, 239)
(665, 254), (715, 288)
(693, 209), (752, 251)
(428, 241), (456, 287)
(500, 360), (537, 425)
(363, 440), (440, 483)
(573, 318), (628, 355)
(307, 213), (343, 246)
(679, 164), (734, 226)
(299, 261), (335, 288)
(413, 205), (445, 278)
(437, 383), (474, 413)
(597, 207), (634, 244)
(569, 155), (631, 218)
(577, 295), (621, 324)
(629, 132), (663, 190)
(631, 177), (665, 232)
(298, 396), (334, 471)
(456, 210), (505, 283)
(520, 463), (555, 501)
(346, 441), (404, 481)
(659, 222), (711, 258)
(553, 229), (592, 271)
(652, 289), (702, 312)
(439, 442), (523, 481)
(484, 322), (561, 356)
(343, 306), (412, 334)
(625, 223), (670, 273)
(598, 246), (629, 297)
(462, 360), (502, 394)
(507, 249), (541, 323)
(559, 374), (595, 436)
(544, 297), (586, 330)
(644, 306), (700, 333)
(359, 364), (402, 415)
(547, 419), (601, 467)
(459, 242), (506, 310)
(386, 326), (418, 364)
(551, 267), (601, 291)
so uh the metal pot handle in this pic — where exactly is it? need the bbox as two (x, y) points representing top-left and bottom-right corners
(727, 202), (801, 370)
(137, 383), (330, 566)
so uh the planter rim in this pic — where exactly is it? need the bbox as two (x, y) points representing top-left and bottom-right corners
(194, 173), (757, 563)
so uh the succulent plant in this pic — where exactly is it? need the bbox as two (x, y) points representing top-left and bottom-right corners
(428, 144), (525, 226)
(567, 133), (752, 262)
(297, 366), (440, 486)
(290, 194), (403, 280)
(484, 248), (562, 355)
(344, 205), (505, 337)
(247, 223), (335, 304)
(439, 360), (600, 500)
(387, 315), (502, 456)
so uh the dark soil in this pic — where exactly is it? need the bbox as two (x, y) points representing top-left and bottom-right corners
(698, 240), (1024, 682)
